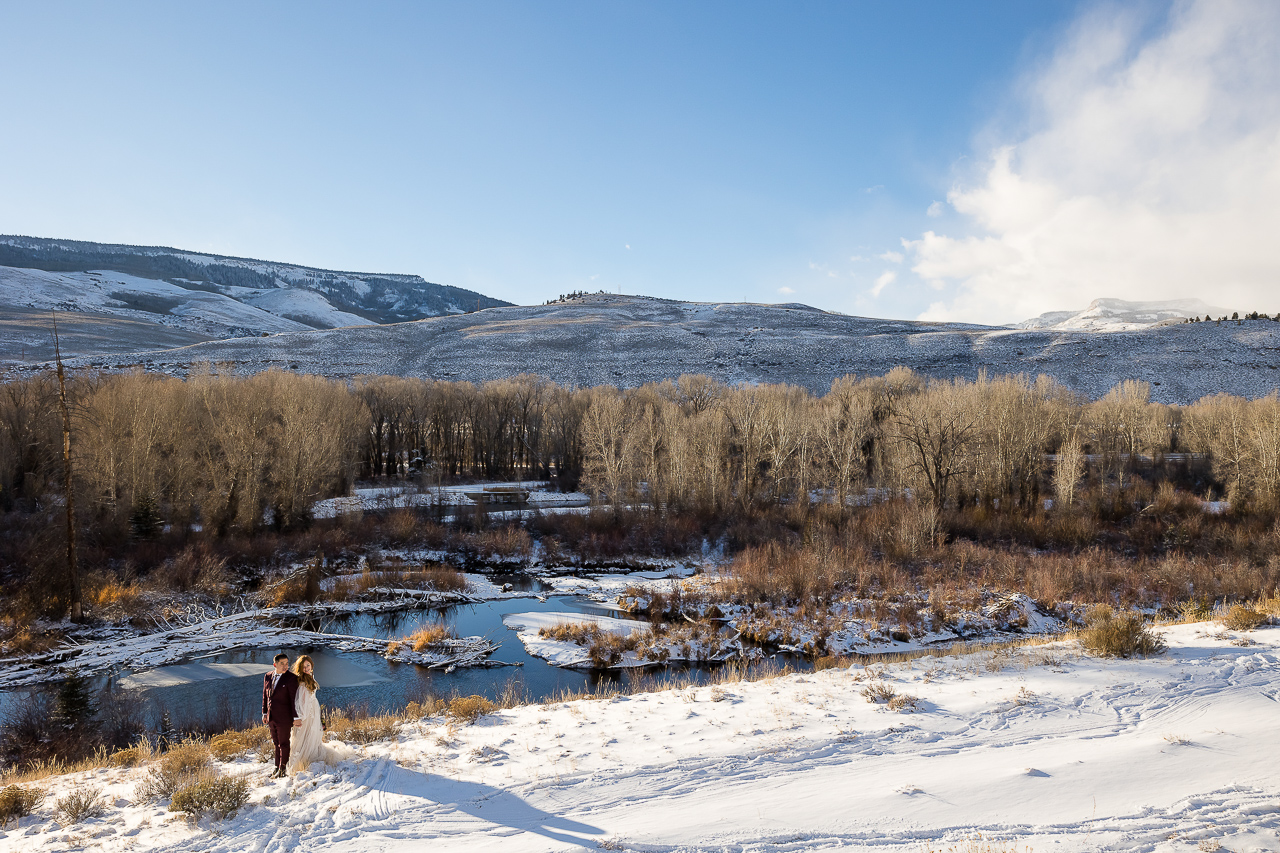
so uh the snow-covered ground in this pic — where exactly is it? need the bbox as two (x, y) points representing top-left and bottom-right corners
(5, 621), (1277, 852)
(41, 293), (1280, 404)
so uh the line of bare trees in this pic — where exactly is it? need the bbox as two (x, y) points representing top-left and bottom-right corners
(4, 366), (1280, 547)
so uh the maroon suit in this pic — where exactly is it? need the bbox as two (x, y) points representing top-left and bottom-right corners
(263, 670), (299, 771)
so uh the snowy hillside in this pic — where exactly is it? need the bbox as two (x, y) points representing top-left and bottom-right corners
(43, 293), (1280, 405)
(1015, 298), (1230, 332)
(7, 622), (1279, 852)
(0, 235), (510, 362)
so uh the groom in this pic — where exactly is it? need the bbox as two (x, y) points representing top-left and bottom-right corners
(262, 652), (301, 778)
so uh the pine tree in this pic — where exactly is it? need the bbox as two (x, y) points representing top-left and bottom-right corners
(129, 493), (163, 539)
(51, 671), (101, 758)
(158, 707), (178, 747)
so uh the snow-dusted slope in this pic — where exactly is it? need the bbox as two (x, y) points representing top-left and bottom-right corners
(0, 235), (512, 361)
(45, 294), (1280, 404)
(1016, 298), (1230, 332)
(7, 622), (1278, 852)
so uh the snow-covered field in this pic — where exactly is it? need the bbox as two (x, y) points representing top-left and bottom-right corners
(5, 621), (1277, 852)
(40, 293), (1280, 404)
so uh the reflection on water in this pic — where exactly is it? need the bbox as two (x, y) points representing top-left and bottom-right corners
(0, 593), (814, 732)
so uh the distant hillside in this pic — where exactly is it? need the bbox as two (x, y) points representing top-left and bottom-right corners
(39, 293), (1280, 405)
(0, 234), (509, 338)
(1015, 297), (1229, 332)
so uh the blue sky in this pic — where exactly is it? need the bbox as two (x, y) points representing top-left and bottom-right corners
(2, 2), (1276, 323)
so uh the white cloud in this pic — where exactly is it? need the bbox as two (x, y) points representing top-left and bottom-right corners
(871, 271), (896, 298)
(878, 251), (904, 264)
(926, 201), (945, 218)
(778, 286), (795, 294)
(908, 0), (1280, 324)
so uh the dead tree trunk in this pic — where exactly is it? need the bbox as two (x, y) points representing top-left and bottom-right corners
(52, 312), (83, 622)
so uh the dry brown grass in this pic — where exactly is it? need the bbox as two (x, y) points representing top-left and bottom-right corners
(326, 711), (400, 744)
(536, 621), (642, 668)
(1219, 604), (1267, 631)
(0, 784), (46, 828)
(0, 621), (62, 656)
(537, 621), (599, 643)
(135, 739), (213, 803)
(386, 623), (455, 656)
(108, 740), (155, 768)
(1079, 606), (1167, 658)
(471, 526), (533, 561)
(446, 695), (496, 723)
(208, 726), (270, 762)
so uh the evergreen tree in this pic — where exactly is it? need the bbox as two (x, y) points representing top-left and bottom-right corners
(129, 493), (163, 539)
(158, 707), (178, 747)
(50, 671), (101, 758)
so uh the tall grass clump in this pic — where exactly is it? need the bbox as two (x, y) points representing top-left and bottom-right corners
(135, 738), (212, 802)
(1219, 604), (1267, 631)
(0, 784), (46, 827)
(1079, 606), (1166, 657)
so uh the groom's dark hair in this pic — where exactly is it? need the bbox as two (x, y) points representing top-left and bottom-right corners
(274, 653), (289, 663)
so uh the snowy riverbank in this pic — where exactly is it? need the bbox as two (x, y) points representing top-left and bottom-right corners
(3, 620), (1278, 852)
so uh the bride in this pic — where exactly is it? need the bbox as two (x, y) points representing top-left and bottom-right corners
(287, 654), (354, 774)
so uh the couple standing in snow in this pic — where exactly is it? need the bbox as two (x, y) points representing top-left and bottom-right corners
(262, 652), (348, 777)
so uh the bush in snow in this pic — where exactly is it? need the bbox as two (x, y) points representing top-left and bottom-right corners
(54, 785), (106, 826)
(0, 784), (46, 828)
(1079, 606), (1166, 658)
(169, 773), (250, 820)
(1219, 604), (1267, 631)
(447, 695), (496, 724)
(862, 681), (897, 703)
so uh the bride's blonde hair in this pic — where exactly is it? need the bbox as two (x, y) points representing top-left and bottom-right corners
(292, 654), (319, 692)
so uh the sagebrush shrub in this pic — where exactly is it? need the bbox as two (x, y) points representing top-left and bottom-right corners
(887, 693), (919, 713)
(54, 785), (106, 826)
(862, 681), (897, 703)
(169, 774), (249, 820)
(0, 784), (46, 827)
(136, 738), (213, 802)
(1080, 608), (1166, 657)
(1220, 605), (1266, 631)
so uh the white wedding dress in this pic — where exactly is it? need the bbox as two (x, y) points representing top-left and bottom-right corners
(287, 685), (353, 774)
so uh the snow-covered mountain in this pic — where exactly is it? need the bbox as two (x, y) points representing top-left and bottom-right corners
(29, 293), (1280, 405)
(1015, 297), (1230, 332)
(0, 235), (509, 359)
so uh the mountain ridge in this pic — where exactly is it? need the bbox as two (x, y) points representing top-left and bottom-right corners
(0, 234), (510, 327)
(23, 293), (1280, 406)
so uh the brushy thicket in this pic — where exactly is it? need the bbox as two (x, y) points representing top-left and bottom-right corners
(0, 784), (45, 827)
(1219, 604), (1268, 631)
(135, 739), (211, 803)
(169, 774), (249, 820)
(1078, 606), (1167, 658)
